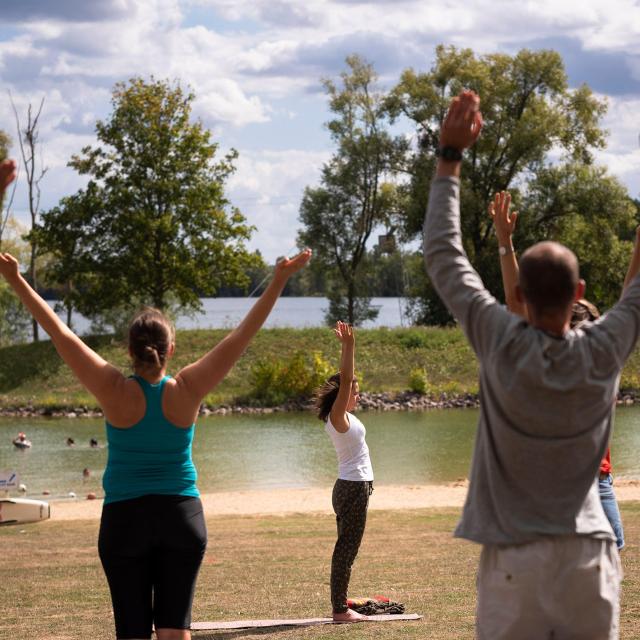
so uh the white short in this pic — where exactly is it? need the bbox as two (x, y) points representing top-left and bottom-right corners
(477, 536), (621, 640)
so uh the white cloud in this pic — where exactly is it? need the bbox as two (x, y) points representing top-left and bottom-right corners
(228, 148), (329, 260)
(2, 0), (640, 258)
(595, 95), (640, 197)
(194, 82), (269, 127)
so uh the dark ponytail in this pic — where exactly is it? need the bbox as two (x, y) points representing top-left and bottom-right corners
(128, 308), (174, 371)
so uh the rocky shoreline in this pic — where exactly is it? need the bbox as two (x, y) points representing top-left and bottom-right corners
(1, 389), (638, 419)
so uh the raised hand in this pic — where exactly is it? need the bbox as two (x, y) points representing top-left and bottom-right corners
(333, 320), (354, 347)
(489, 191), (518, 245)
(0, 252), (20, 281)
(623, 225), (640, 290)
(274, 248), (312, 281)
(440, 90), (483, 151)
(0, 159), (17, 196)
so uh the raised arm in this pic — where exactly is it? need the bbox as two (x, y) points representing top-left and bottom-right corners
(489, 191), (528, 319)
(0, 252), (126, 407)
(589, 228), (640, 364)
(623, 226), (640, 291)
(173, 249), (311, 409)
(424, 91), (512, 357)
(329, 321), (354, 433)
(0, 159), (17, 196)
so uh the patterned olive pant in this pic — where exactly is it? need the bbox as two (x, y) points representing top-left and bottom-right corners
(330, 479), (373, 613)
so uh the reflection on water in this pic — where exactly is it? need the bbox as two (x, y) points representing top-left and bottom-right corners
(1, 405), (639, 499)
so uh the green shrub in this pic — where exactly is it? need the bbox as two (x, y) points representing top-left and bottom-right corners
(620, 372), (640, 390)
(438, 380), (464, 395)
(408, 368), (429, 394)
(399, 330), (430, 350)
(247, 350), (333, 406)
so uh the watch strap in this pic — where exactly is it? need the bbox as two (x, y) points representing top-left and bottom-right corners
(436, 146), (463, 162)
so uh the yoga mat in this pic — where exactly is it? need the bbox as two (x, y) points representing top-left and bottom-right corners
(192, 613), (422, 630)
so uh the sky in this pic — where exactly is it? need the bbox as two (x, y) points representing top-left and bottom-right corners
(1, 0), (640, 261)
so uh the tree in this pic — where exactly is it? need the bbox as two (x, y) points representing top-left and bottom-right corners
(298, 55), (408, 325)
(39, 77), (257, 328)
(35, 188), (101, 329)
(0, 220), (31, 346)
(518, 163), (637, 309)
(387, 46), (610, 323)
(11, 95), (48, 341)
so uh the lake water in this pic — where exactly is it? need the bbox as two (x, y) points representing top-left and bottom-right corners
(49, 297), (411, 335)
(2, 406), (639, 499)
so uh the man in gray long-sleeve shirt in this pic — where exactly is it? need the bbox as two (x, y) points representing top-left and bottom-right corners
(424, 91), (640, 640)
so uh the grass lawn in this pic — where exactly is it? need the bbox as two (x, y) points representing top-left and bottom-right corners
(3, 325), (640, 411)
(0, 327), (479, 410)
(3, 504), (640, 639)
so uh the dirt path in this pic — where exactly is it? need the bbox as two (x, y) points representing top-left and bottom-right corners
(48, 479), (640, 521)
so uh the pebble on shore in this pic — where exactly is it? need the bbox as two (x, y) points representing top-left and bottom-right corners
(0, 391), (637, 418)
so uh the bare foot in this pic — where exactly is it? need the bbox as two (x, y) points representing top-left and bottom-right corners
(333, 608), (368, 623)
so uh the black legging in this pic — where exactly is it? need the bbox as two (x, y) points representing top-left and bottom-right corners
(98, 494), (207, 639)
(330, 479), (372, 613)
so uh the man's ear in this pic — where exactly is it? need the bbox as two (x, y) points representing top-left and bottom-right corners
(168, 342), (176, 359)
(574, 279), (586, 302)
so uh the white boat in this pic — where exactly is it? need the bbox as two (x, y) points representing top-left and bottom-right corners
(0, 498), (50, 525)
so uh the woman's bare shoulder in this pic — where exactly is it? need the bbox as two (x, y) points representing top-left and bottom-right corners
(162, 376), (199, 428)
(103, 377), (146, 428)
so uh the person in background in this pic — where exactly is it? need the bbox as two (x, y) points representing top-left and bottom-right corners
(489, 190), (640, 551)
(315, 321), (374, 622)
(424, 90), (640, 639)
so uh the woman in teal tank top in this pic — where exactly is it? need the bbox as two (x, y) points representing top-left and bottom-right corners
(0, 234), (311, 640)
(102, 374), (199, 504)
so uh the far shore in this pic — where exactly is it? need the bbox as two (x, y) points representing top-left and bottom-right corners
(48, 480), (640, 521)
(2, 389), (640, 419)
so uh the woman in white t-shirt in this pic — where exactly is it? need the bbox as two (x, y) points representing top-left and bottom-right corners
(315, 321), (374, 622)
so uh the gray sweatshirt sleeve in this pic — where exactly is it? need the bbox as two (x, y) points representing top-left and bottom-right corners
(595, 274), (640, 365)
(423, 175), (511, 357)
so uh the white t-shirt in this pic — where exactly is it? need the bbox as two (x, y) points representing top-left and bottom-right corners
(325, 412), (374, 481)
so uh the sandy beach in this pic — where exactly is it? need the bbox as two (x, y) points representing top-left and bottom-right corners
(48, 480), (640, 521)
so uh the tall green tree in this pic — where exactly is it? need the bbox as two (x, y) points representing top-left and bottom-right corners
(517, 163), (637, 309)
(39, 77), (257, 328)
(387, 45), (612, 323)
(34, 187), (102, 329)
(298, 55), (408, 325)
(0, 220), (31, 346)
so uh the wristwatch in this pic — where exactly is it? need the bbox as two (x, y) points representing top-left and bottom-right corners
(435, 146), (463, 162)
(499, 245), (515, 257)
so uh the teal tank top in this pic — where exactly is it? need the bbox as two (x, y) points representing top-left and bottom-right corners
(102, 375), (199, 505)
